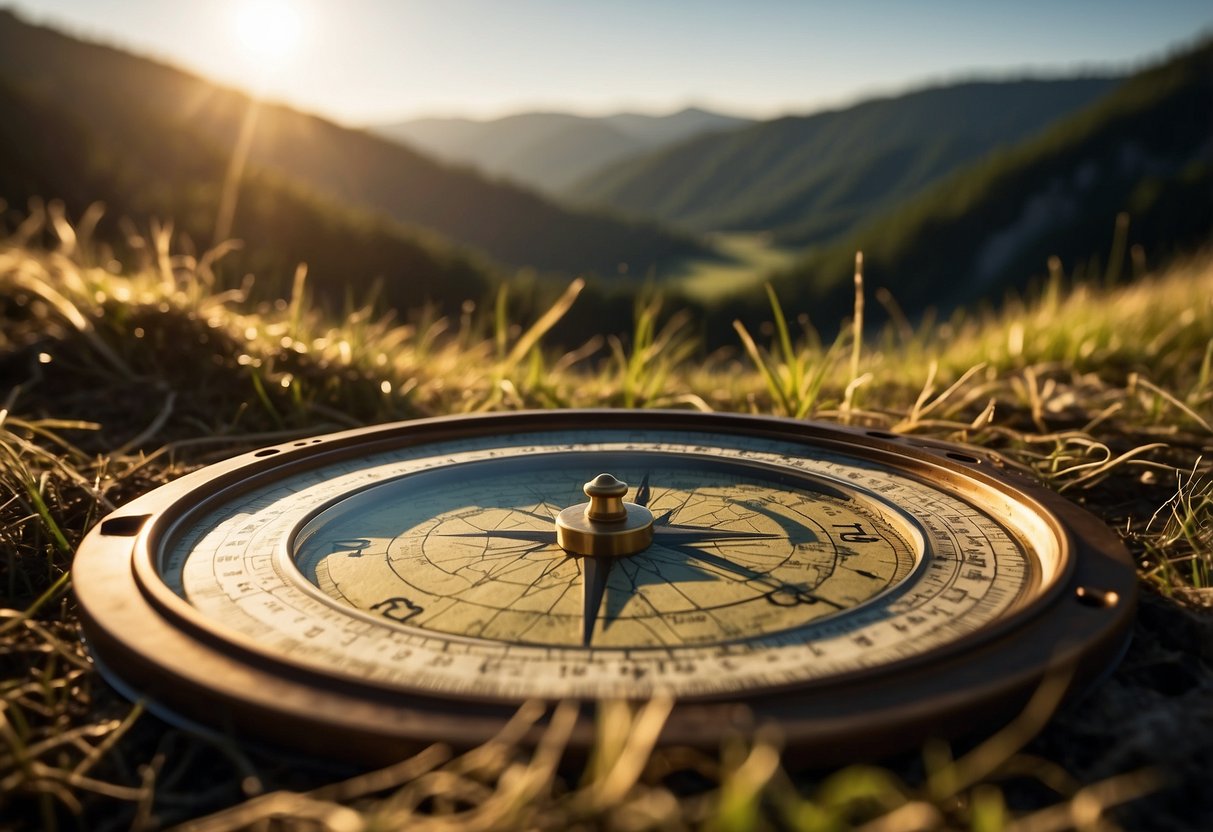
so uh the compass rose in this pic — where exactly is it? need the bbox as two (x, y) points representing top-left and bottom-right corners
(446, 471), (840, 646)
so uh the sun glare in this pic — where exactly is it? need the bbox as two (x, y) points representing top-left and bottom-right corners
(233, 0), (302, 67)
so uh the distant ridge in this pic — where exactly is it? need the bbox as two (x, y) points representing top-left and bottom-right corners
(603, 107), (753, 146)
(571, 77), (1119, 245)
(374, 107), (752, 194)
(755, 38), (1213, 327)
(0, 9), (706, 283)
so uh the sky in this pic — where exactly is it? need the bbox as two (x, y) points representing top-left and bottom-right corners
(12, 0), (1213, 126)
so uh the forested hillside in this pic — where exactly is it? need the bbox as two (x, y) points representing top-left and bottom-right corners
(572, 78), (1117, 244)
(0, 75), (494, 312)
(0, 10), (706, 287)
(756, 38), (1213, 328)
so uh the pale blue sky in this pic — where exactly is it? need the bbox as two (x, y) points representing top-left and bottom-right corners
(13, 1), (1213, 125)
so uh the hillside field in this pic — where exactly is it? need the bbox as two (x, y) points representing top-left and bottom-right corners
(3, 208), (1212, 830)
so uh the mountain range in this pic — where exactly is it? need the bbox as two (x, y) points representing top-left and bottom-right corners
(373, 108), (752, 195)
(0, 7), (1207, 340)
(570, 78), (1121, 246)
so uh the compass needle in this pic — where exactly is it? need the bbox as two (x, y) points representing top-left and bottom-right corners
(441, 529), (556, 545)
(653, 525), (782, 544)
(74, 411), (1135, 763)
(580, 555), (613, 646)
(653, 507), (677, 526)
(635, 472), (652, 507)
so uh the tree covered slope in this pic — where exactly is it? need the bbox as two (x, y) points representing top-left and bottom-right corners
(761, 38), (1213, 325)
(0, 10), (706, 281)
(572, 77), (1118, 245)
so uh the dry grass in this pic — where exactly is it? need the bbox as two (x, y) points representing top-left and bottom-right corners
(2, 203), (1211, 829)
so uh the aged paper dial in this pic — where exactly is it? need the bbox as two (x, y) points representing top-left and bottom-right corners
(294, 455), (923, 649)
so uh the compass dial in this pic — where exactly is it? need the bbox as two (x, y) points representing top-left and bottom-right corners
(74, 411), (1135, 760)
(161, 431), (1046, 699)
(292, 454), (922, 649)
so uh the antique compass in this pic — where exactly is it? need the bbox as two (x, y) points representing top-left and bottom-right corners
(74, 411), (1135, 763)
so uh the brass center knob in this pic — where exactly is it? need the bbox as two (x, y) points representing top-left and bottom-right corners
(584, 473), (628, 520)
(555, 473), (654, 557)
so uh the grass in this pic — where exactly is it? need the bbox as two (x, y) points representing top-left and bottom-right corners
(2, 203), (1212, 829)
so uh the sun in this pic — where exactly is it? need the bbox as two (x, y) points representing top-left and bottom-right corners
(233, 0), (303, 67)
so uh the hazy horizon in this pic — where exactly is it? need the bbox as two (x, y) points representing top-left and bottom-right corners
(11, 0), (1212, 126)
(379, 68), (1133, 125)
